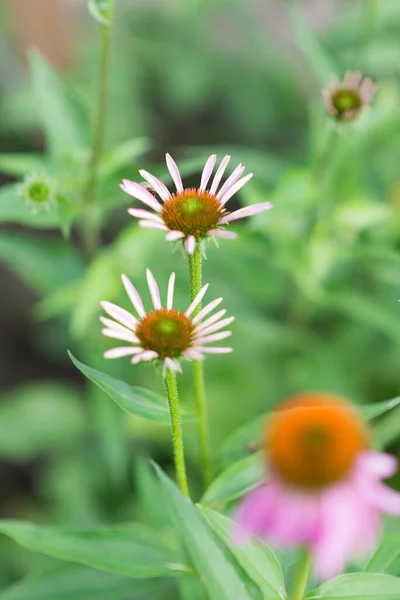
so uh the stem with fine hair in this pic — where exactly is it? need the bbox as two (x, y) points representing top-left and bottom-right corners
(188, 245), (213, 487)
(82, 1), (116, 254)
(163, 368), (190, 499)
(288, 549), (312, 600)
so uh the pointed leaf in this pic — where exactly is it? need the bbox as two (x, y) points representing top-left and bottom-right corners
(366, 533), (400, 576)
(307, 573), (400, 599)
(154, 463), (262, 600)
(0, 520), (185, 578)
(201, 453), (264, 507)
(69, 352), (172, 423)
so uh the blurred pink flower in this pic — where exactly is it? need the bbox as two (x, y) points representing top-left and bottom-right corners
(235, 393), (400, 581)
(323, 71), (377, 121)
(100, 269), (234, 372)
(121, 154), (272, 255)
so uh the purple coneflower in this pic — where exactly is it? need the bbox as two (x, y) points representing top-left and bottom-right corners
(121, 154), (272, 255)
(322, 71), (377, 121)
(100, 269), (234, 372)
(235, 392), (400, 581)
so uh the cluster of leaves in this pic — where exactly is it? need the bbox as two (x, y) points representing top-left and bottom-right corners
(0, 0), (400, 598)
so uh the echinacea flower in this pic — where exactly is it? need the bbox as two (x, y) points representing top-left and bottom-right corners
(100, 269), (234, 372)
(323, 71), (377, 121)
(235, 392), (400, 581)
(121, 154), (272, 254)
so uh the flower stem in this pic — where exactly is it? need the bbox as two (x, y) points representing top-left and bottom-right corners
(288, 549), (312, 600)
(312, 128), (339, 230)
(82, 1), (116, 254)
(163, 368), (190, 499)
(188, 245), (213, 487)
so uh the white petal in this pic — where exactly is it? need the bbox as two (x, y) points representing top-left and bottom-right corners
(209, 228), (237, 239)
(139, 169), (172, 202)
(164, 357), (182, 372)
(139, 220), (168, 231)
(121, 274), (146, 318)
(165, 230), (185, 242)
(210, 155), (231, 195)
(194, 309), (227, 332)
(219, 173), (254, 206)
(167, 272), (175, 310)
(219, 202), (272, 224)
(185, 235), (196, 255)
(131, 350), (158, 365)
(200, 154), (217, 191)
(194, 316), (235, 337)
(185, 283), (209, 317)
(128, 208), (164, 223)
(99, 316), (136, 334)
(146, 269), (162, 309)
(192, 297), (223, 324)
(102, 328), (137, 343)
(194, 330), (232, 345)
(216, 164), (245, 200)
(166, 153), (183, 192)
(100, 301), (138, 330)
(104, 346), (142, 359)
(183, 348), (205, 361)
(194, 346), (233, 354)
(121, 179), (162, 212)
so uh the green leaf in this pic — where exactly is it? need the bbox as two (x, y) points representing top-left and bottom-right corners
(0, 382), (85, 461)
(362, 397), (400, 420)
(88, 0), (113, 26)
(200, 508), (285, 600)
(98, 138), (150, 181)
(307, 573), (400, 599)
(201, 453), (264, 508)
(0, 521), (185, 578)
(366, 534), (400, 576)
(29, 51), (85, 153)
(69, 353), (172, 423)
(0, 154), (48, 177)
(177, 574), (208, 600)
(0, 184), (59, 228)
(0, 232), (83, 295)
(154, 463), (263, 600)
(0, 564), (165, 600)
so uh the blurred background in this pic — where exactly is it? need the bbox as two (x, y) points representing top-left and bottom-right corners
(0, 0), (400, 594)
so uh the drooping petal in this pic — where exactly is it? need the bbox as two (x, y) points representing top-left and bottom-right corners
(216, 164), (245, 200)
(194, 346), (232, 354)
(166, 153), (183, 192)
(100, 301), (138, 330)
(102, 328), (138, 343)
(194, 309), (227, 332)
(219, 173), (254, 206)
(200, 154), (217, 191)
(219, 202), (272, 224)
(121, 179), (162, 212)
(128, 208), (164, 223)
(138, 220), (168, 231)
(209, 228), (237, 239)
(193, 330), (232, 345)
(210, 155), (231, 195)
(165, 230), (185, 242)
(185, 283), (209, 317)
(131, 350), (159, 364)
(185, 235), (196, 255)
(164, 357), (182, 372)
(183, 348), (205, 361)
(192, 297), (223, 324)
(357, 451), (398, 479)
(234, 484), (277, 543)
(99, 316), (136, 334)
(167, 272), (175, 310)
(104, 346), (142, 359)
(121, 274), (146, 318)
(146, 269), (162, 310)
(193, 316), (235, 338)
(139, 169), (172, 202)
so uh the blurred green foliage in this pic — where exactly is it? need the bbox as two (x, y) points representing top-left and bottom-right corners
(0, 0), (400, 597)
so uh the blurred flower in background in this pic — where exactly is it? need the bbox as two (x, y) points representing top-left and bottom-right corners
(322, 71), (378, 121)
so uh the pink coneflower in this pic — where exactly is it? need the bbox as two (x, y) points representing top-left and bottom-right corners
(121, 154), (272, 255)
(235, 392), (400, 581)
(323, 72), (377, 121)
(100, 269), (234, 372)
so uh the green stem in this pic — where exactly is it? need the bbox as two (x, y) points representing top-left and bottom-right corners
(312, 128), (339, 229)
(288, 549), (312, 600)
(362, 0), (375, 53)
(188, 245), (213, 487)
(163, 368), (190, 499)
(82, 2), (116, 254)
